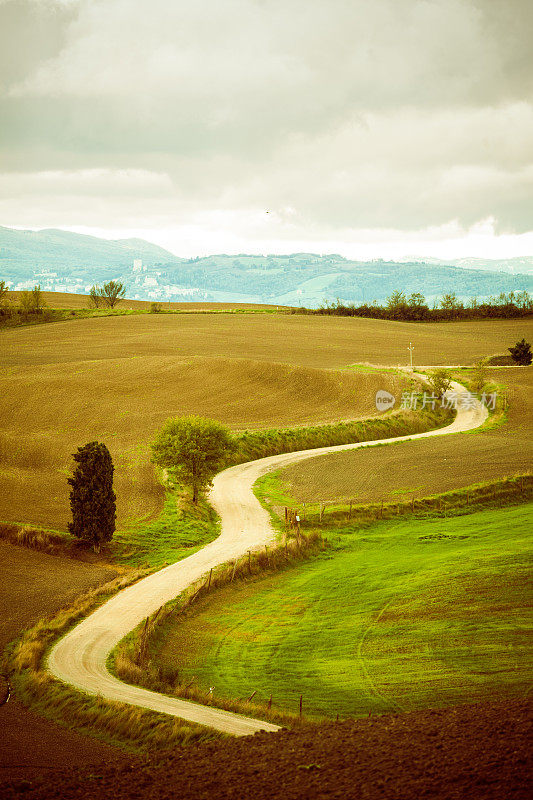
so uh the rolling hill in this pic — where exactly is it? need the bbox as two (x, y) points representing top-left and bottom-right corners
(1, 225), (531, 306)
(1, 312), (531, 529)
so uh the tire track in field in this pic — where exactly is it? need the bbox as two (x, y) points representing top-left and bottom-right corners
(47, 379), (487, 736)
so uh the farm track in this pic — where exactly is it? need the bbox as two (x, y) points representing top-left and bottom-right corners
(282, 365), (533, 506)
(46, 378), (487, 736)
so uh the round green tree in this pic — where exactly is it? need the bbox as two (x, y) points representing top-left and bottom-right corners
(151, 416), (234, 503)
(67, 442), (116, 551)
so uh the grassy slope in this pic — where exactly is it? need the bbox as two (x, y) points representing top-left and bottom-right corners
(154, 503), (532, 719)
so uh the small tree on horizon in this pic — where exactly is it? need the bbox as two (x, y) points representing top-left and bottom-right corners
(89, 285), (103, 308)
(151, 416), (235, 503)
(101, 280), (126, 308)
(508, 338), (532, 366)
(0, 280), (9, 314)
(68, 442), (116, 552)
(19, 285), (45, 314)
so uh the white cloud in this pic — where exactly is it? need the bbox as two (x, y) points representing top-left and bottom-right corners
(0, 0), (532, 253)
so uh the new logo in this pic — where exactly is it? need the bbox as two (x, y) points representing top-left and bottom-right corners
(375, 390), (396, 411)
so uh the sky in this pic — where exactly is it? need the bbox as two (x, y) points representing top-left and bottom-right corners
(1, 0), (532, 260)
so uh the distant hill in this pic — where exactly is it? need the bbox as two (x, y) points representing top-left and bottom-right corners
(0, 226), (182, 278)
(1, 225), (531, 306)
(404, 255), (533, 275)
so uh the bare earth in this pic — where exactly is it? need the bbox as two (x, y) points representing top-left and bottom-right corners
(1, 699), (530, 800)
(0, 542), (130, 782)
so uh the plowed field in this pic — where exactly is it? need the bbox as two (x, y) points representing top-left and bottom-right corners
(1, 700), (530, 800)
(0, 541), (128, 781)
(280, 367), (533, 505)
(1, 312), (530, 528)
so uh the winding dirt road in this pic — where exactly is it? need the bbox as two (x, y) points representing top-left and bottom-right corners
(47, 379), (487, 736)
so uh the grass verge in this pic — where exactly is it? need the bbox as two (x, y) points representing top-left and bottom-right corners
(231, 404), (453, 464)
(112, 491), (220, 571)
(147, 494), (532, 719)
(110, 531), (326, 727)
(0, 490), (220, 572)
(256, 471), (533, 529)
(3, 570), (221, 752)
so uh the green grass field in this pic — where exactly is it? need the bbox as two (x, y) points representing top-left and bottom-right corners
(155, 503), (532, 719)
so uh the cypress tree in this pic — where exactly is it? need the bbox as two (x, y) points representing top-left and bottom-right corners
(68, 441), (116, 552)
(508, 338), (532, 366)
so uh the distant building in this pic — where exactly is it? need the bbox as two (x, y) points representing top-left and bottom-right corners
(133, 259), (143, 272)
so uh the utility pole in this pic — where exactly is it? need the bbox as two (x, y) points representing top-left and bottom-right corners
(408, 342), (415, 370)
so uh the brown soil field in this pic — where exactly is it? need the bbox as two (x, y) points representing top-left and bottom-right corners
(280, 367), (533, 505)
(1, 314), (531, 529)
(0, 541), (130, 781)
(0, 353), (405, 529)
(2, 311), (531, 368)
(10, 291), (289, 311)
(1, 699), (530, 799)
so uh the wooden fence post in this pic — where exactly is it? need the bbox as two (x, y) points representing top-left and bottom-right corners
(231, 561), (237, 582)
(320, 502), (325, 522)
(207, 568), (213, 590)
(299, 694), (303, 718)
(348, 500), (352, 520)
(248, 550), (252, 574)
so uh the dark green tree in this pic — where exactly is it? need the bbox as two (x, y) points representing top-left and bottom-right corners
(151, 416), (234, 503)
(68, 442), (116, 551)
(508, 338), (532, 366)
(407, 292), (430, 320)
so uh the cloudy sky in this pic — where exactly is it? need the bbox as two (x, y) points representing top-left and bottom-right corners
(1, 0), (532, 259)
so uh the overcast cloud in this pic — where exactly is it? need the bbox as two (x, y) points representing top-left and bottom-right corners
(0, 0), (532, 257)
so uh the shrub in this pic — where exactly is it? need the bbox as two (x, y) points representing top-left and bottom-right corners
(427, 368), (452, 399)
(19, 285), (45, 314)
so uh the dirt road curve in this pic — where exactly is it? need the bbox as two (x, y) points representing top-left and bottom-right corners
(47, 379), (487, 736)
